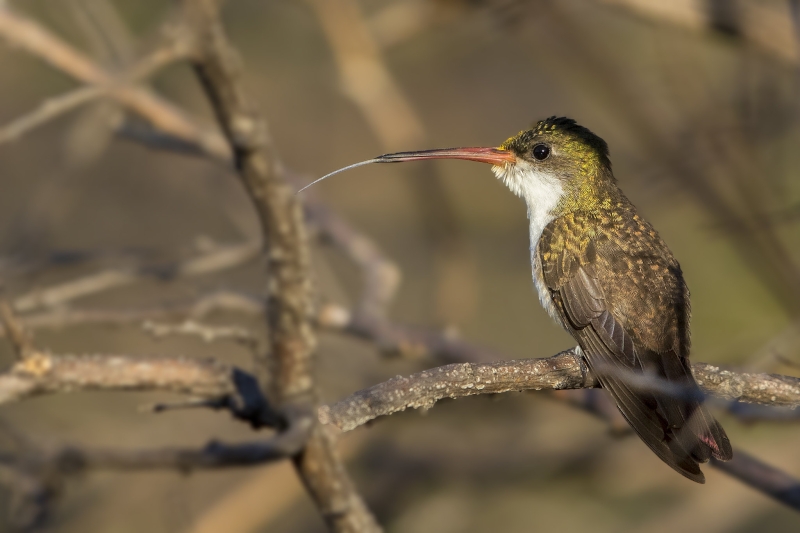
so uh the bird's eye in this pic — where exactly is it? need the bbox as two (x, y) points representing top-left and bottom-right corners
(532, 144), (550, 161)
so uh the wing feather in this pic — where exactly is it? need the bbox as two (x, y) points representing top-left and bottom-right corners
(538, 214), (731, 482)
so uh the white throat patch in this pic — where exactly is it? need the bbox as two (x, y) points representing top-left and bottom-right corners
(492, 161), (564, 249)
(492, 161), (566, 324)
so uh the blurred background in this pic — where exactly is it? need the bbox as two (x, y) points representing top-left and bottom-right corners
(1, 0), (800, 531)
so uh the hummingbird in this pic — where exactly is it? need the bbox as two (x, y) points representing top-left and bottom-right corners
(302, 116), (733, 482)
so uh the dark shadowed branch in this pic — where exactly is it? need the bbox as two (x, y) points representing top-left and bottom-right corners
(712, 449), (800, 510)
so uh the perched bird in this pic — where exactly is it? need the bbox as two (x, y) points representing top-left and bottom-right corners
(302, 116), (733, 482)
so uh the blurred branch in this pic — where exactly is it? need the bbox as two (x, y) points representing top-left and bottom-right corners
(596, 0), (800, 65)
(0, 301), (36, 360)
(182, 1), (380, 531)
(304, 196), (400, 323)
(318, 301), (503, 362)
(0, 4), (231, 160)
(0, 87), (101, 145)
(303, 0), (424, 148)
(0, 290), (263, 337)
(368, 0), (439, 49)
(0, 34), (189, 145)
(142, 319), (258, 346)
(11, 240), (259, 313)
(712, 449), (800, 510)
(306, 0), (479, 325)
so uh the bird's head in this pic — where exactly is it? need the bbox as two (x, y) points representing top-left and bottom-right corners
(299, 117), (615, 215)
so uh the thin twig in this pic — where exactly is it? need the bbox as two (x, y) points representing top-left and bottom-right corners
(11, 240), (259, 313)
(0, 290), (263, 337)
(142, 319), (257, 346)
(0, 6), (231, 160)
(0, 301), (36, 359)
(0, 87), (101, 145)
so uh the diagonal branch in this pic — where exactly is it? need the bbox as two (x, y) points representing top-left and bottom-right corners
(0, 5), (231, 160)
(0, 301), (36, 360)
(11, 240), (259, 313)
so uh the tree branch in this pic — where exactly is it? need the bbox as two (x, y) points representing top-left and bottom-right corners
(712, 449), (800, 510)
(320, 350), (800, 433)
(0, 5), (231, 160)
(0, 301), (36, 360)
(11, 240), (259, 313)
(182, 1), (380, 531)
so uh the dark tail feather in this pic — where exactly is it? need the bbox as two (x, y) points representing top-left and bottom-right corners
(578, 333), (707, 482)
(658, 353), (733, 463)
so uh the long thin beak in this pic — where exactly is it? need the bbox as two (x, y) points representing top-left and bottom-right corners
(375, 147), (516, 165)
(297, 146), (515, 194)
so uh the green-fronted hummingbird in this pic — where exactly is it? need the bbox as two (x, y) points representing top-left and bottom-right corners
(302, 116), (733, 482)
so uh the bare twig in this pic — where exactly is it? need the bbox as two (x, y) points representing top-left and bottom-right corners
(143, 319), (257, 346)
(0, 6), (231, 160)
(305, 198), (400, 323)
(0, 290), (263, 338)
(320, 348), (588, 431)
(0, 87), (101, 145)
(11, 240), (259, 313)
(0, 301), (36, 359)
(2, 348), (797, 431)
(183, 1), (380, 531)
(0, 351), (220, 400)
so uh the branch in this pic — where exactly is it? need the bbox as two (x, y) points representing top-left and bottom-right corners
(0, 6), (231, 160)
(142, 319), (257, 346)
(11, 240), (259, 313)
(8, 347), (793, 437)
(320, 350), (800, 433)
(0, 301), (36, 359)
(32, 417), (312, 471)
(1, 347), (799, 513)
(0, 87), (100, 145)
(0, 291), (263, 340)
(712, 449), (800, 510)
(304, 197), (400, 323)
(596, 0), (800, 65)
(183, 1), (380, 531)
